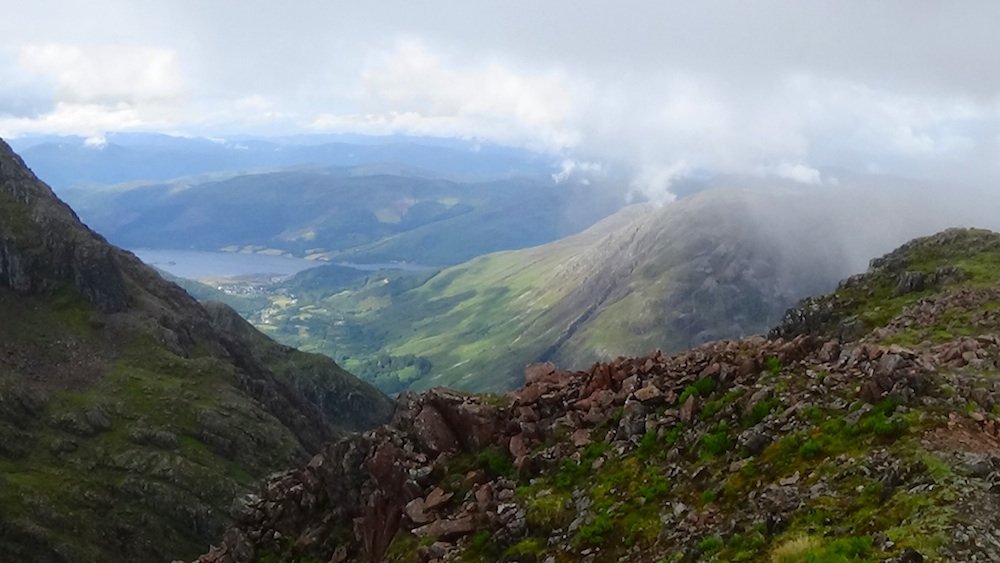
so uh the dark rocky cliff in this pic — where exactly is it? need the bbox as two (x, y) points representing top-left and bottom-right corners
(0, 138), (392, 562)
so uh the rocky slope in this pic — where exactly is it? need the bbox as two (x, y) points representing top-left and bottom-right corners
(193, 228), (1000, 562)
(0, 139), (392, 562)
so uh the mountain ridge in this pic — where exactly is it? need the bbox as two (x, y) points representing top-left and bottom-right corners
(0, 138), (393, 562)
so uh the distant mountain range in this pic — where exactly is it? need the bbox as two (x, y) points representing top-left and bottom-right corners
(11, 132), (557, 190)
(60, 166), (626, 266)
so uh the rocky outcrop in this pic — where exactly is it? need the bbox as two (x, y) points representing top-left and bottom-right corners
(771, 228), (998, 341)
(192, 330), (951, 562)
(197, 388), (506, 563)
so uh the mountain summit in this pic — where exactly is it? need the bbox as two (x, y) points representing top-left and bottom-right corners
(0, 139), (392, 562)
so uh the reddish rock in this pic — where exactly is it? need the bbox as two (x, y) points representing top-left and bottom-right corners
(368, 442), (406, 492)
(518, 406), (539, 422)
(509, 434), (529, 458)
(427, 392), (502, 451)
(620, 375), (641, 396)
(818, 340), (841, 363)
(474, 484), (493, 510)
(517, 384), (544, 405)
(518, 420), (540, 439)
(330, 545), (348, 563)
(413, 406), (460, 455)
(635, 384), (663, 403)
(736, 357), (758, 378)
(356, 490), (403, 563)
(424, 487), (454, 511)
(524, 362), (558, 385)
(859, 380), (884, 403)
(571, 429), (592, 447)
(582, 363), (612, 399)
(514, 455), (534, 478)
(462, 470), (488, 489)
(412, 514), (476, 540)
(611, 365), (629, 383)
(591, 389), (615, 409)
(583, 406), (605, 425)
(700, 362), (721, 379)
(405, 497), (432, 524)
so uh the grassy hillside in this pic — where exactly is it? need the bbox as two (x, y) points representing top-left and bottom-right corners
(253, 206), (649, 392)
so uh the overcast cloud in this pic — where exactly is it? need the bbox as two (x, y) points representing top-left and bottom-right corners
(1, 0), (998, 198)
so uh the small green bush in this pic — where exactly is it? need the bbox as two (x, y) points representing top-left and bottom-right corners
(636, 431), (659, 460)
(798, 438), (825, 459)
(578, 512), (614, 546)
(701, 428), (732, 458)
(476, 447), (514, 477)
(678, 377), (718, 405)
(745, 399), (777, 426)
(698, 535), (724, 554)
(701, 400), (724, 419)
(804, 535), (873, 562)
(638, 470), (671, 501)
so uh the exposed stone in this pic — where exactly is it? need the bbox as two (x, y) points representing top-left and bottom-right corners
(571, 429), (592, 447)
(635, 384), (663, 403)
(412, 515), (476, 540)
(509, 434), (529, 458)
(413, 406), (460, 455)
(679, 394), (699, 423)
(424, 488), (454, 511)
(405, 497), (432, 525)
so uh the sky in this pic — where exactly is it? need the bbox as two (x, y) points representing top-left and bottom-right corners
(1, 0), (999, 199)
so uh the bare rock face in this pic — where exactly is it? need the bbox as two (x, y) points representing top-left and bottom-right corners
(0, 140), (130, 312)
(412, 405), (461, 455)
(196, 388), (505, 563)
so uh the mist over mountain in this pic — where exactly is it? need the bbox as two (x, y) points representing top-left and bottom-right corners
(243, 174), (1000, 393)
